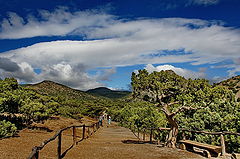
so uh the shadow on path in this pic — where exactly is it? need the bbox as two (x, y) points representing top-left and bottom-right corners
(61, 144), (74, 158)
(122, 139), (158, 145)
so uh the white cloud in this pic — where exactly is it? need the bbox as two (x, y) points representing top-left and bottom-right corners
(2, 18), (239, 68)
(0, 7), (114, 39)
(39, 63), (103, 90)
(144, 64), (206, 79)
(0, 9), (240, 89)
(188, 0), (220, 6)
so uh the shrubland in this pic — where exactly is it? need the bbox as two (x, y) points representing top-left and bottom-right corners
(1, 72), (239, 153)
(0, 78), (108, 137)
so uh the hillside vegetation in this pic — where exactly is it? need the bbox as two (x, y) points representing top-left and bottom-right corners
(0, 79), (111, 138)
(26, 80), (99, 100)
(25, 80), (114, 119)
(216, 75), (240, 100)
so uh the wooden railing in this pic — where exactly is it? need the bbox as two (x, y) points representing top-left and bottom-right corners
(131, 127), (156, 144)
(179, 128), (240, 155)
(135, 127), (240, 155)
(27, 121), (101, 159)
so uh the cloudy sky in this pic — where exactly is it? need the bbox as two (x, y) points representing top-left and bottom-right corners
(0, 0), (239, 90)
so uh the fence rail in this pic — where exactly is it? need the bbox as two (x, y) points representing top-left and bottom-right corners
(27, 121), (101, 159)
(134, 127), (240, 155)
(179, 128), (240, 155)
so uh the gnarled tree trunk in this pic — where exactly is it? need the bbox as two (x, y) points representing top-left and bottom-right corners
(165, 115), (178, 148)
(161, 102), (179, 148)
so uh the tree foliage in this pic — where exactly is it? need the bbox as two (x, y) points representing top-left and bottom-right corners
(131, 69), (240, 152)
(0, 120), (17, 137)
(0, 78), (60, 136)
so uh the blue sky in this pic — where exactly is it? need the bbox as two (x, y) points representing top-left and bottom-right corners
(0, 0), (239, 90)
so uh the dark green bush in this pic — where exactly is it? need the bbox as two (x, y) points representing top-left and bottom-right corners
(0, 120), (17, 137)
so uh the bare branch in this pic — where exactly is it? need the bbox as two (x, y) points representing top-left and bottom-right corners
(171, 105), (205, 117)
(167, 101), (179, 106)
(161, 106), (169, 115)
(156, 94), (166, 102)
(157, 101), (179, 115)
(156, 92), (174, 103)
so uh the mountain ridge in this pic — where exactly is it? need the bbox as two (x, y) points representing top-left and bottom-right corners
(86, 87), (131, 99)
(25, 80), (100, 100)
(25, 80), (131, 99)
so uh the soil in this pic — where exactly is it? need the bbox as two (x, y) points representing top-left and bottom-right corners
(65, 121), (205, 159)
(0, 117), (206, 159)
(0, 116), (96, 159)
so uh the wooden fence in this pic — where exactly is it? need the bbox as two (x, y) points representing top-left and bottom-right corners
(135, 127), (240, 155)
(27, 121), (101, 159)
(180, 128), (240, 155)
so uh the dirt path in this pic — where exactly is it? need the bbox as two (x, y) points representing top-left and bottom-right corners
(64, 122), (205, 159)
(0, 118), (206, 159)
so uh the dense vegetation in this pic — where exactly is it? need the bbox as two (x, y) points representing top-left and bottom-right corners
(0, 78), (59, 137)
(0, 79), (109, 137)
(129, 69), (240, 152)
(26, 80), (112, 118)
(216, 75), (240, 100)
(107, 100), (168, 142)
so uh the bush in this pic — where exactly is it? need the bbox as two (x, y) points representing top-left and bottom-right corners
(0, 120), (17, 137)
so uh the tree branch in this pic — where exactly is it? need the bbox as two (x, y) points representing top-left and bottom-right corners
(171, 105), (205, 117)
(160, 101), (179, 115)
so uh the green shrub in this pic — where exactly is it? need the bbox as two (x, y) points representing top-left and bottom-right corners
(0, 120), (17, 137)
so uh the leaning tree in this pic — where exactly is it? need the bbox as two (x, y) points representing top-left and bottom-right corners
(131, 69), (235, 148)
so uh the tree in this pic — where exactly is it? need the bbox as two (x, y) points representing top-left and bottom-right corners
(0, 78), (21, 115)
(131, 69), (237, 148)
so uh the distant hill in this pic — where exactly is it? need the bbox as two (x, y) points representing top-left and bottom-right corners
(216, 75), (240, 100)
(86, 87), (131, 99)
(25, 80), (100, 100)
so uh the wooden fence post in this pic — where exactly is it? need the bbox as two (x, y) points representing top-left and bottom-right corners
(82, 125), (85, 139)
(137, 128), (140, 139)
(32, 147), (39, 159)
(58, 131), (62, 159)
(220, 134), (226, 156)
(143, 129), (145, 141)
(157, 129), (160, 145)
(150, 129), (153, 144)
(73, 126), (76, 144)
(191, 132), (195, 140)
(35, 150), (39, 159)
(87, 127), (90, 137)
(182, 131), (186, 140)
